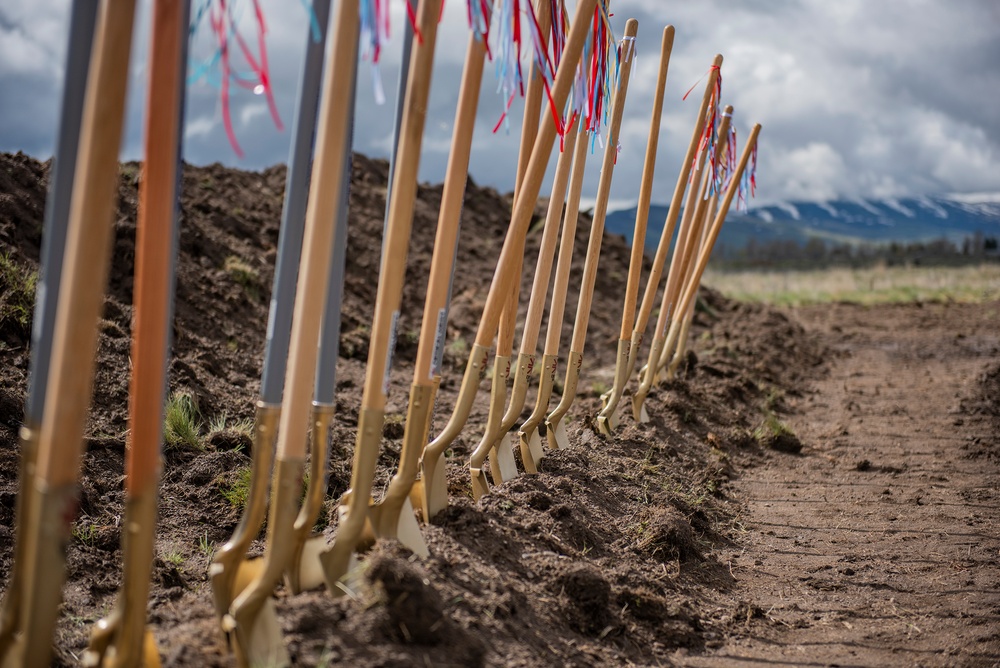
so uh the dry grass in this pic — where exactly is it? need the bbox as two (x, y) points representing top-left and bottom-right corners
(704, 263), (1000, 305)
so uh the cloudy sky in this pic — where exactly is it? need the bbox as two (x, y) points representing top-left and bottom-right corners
(1, 0), (998, 208)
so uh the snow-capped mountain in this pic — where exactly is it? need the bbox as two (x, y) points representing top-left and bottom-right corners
(604, 194), (1000, 257)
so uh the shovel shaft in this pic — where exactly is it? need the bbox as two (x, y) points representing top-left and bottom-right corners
(314, 52), (357, 404)
(472, 0), (599, 350)
(424, 0), (597, 515)
(513, 0), (552, 202)
(543, 127), (589, 358)
(360, 0), (442, 410)
(414, 31), (487, 382)
(620, 25), (674, 339)
(32, 0), (135, 483)
(519, 114), (579, 359)
(566, 19), (638, 360)
(498, 0), (553, 358)
(261, 0), (333, 405)
(664, 125), (762, 369)
(658, 108), (732, 374)
(381, 20), (415, 243)
(126, 0), (187, 494)
(25, 0), (99, 426)
(633, 54), (723, 346)
(83, 3), (188, 665)
(0, 1), (97, 654)
(657, 108), (713, 341)
(275, 0), (359, 461)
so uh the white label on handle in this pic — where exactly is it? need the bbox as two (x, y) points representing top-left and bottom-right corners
(383, 310), (400, 395)
(431, 307), (447, 379)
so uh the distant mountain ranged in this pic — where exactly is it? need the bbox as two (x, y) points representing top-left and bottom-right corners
(604, 194), (1000, 258)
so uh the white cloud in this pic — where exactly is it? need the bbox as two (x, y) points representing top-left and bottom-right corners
(1, 0), (998, 206)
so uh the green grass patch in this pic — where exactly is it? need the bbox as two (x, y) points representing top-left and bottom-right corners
(224, 255), (261, 300)
(219, 465), (253, 510)
(164, 391), (203, 450)
(0, 252), (37, 336)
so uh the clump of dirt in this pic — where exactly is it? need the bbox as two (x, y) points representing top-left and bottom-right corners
(0, 151), (831, 667)
(631, 506), (699, 562)
(554, 564), (614, 636)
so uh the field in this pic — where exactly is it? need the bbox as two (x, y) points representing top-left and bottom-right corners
(1, 151), (998, 666)
(704, 262), (1000, 306)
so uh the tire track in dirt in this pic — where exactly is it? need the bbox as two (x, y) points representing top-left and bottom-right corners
(677, 302), (1000, 668)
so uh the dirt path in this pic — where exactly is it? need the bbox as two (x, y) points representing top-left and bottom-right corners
(677, 301), (1000, 668)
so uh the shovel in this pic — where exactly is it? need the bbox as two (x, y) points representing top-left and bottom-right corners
(283, 55), (359, 596)
(379, 22), (491, 535)
(668, 120), (731, 372)
(0, 0), (96, 658)
(635, 106), (713, 398)
(209, 0), (333, 635)
(646, 103), (726, 385)
(517, 125), (590, 463)
(656, 106), (734, 379)
(475, 0), (553, 492)
(470, 114), (580, 494)
(596, 25), (674, 436)
(0, 2), (138, 665)
(631, 54), (723, 424)
(544, 19), (639, 451)
(418, 0), (601, 522)
(658, 125), (762, 384)
(82, 2), (187, 666)
(315, 0), (443, 593)
(224, 1), (359, 665)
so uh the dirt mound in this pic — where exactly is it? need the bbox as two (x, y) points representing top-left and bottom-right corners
(0, 151), (830, 666)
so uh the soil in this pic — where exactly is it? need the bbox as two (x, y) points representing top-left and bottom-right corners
(0, 151), (998, 667)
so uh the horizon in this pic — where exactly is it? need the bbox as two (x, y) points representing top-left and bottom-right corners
(2, 1), (999, 208)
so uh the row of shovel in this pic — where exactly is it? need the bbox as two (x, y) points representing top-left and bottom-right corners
(0, 0), (759, 666)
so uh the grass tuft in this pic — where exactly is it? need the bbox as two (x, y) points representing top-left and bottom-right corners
(0, 252), (37, 336)
(224, 255), (260, 300)
(219, 465), (253, 510)
(164, 390), (203, 450)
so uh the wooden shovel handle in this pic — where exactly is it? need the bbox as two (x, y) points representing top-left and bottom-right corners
(634, 53), (723, 339)
(679, 124), (762, 316)
(620, 25), (674, 339)
(519, 114), (580, 357)
(361, 0), (441, 408)
(543, 127), (589, 357)
(513, 0), (553, 203)
(274, 0), (359, 460)
(473, 0), (600, 349)
(499, 0), (554, 358)
(568, 18), (639, 354)
(414, 32), (487, 382)
(37, 0), (138, 487)
(126, 0), (185, 495)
